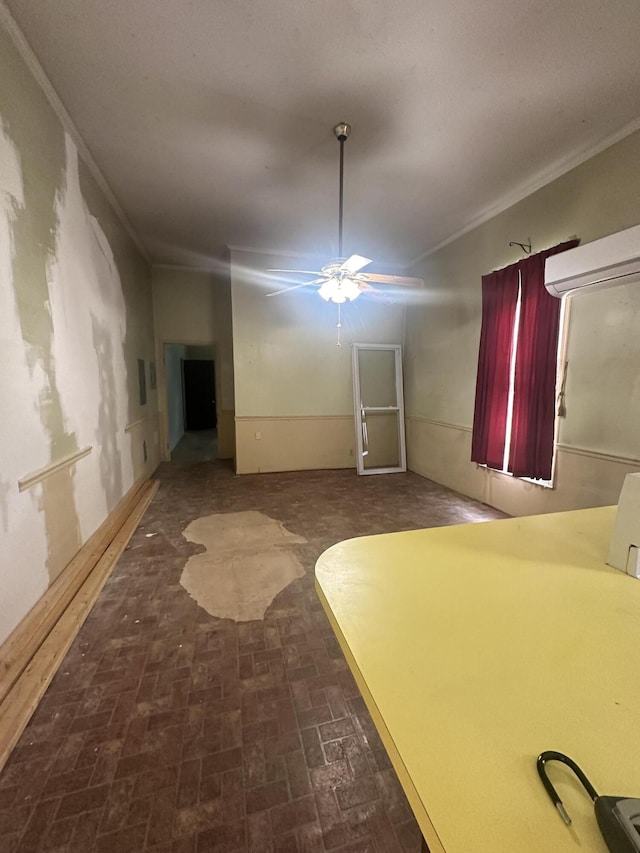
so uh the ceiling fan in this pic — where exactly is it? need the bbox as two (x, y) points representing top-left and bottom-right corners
(267, 122), (424, 303)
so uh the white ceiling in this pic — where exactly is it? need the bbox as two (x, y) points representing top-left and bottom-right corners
(5, 0), (640, 269)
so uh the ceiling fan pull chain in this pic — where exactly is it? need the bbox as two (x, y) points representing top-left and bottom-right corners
(336, 302), (342, 347)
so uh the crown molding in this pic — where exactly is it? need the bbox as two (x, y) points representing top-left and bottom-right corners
(226, 244), (328, 261)
(0, 3), (149, 263)
(152, 263), (222, 273)
(407, 116), (640, 270)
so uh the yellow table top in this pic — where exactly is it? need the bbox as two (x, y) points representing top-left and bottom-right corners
(315, 506), (640, 853)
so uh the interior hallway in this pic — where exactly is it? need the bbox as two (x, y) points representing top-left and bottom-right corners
(172, 431), (219, 464)
(0, 462), (506, 853)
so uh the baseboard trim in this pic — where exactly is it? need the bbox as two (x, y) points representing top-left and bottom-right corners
(0, 478), (159, 771)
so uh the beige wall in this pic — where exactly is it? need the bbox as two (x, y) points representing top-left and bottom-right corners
(235, 416), (356, 474)
(405, 129), (640, 516)
(0, 21), (158, 644)
(230, 249), (406, 473)
(152, 265), (235, 459)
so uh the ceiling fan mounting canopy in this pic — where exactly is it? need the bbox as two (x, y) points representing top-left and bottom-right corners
(334, 122), (351, 142)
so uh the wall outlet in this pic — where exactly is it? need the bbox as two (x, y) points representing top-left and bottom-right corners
(348, 448), (354, 456)
(255, 431), (261, 440)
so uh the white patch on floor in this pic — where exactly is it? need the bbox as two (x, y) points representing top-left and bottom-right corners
(180, 510), (307, 622)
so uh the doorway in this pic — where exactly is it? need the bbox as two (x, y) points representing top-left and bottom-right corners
(183, 359), (216, 430)
(351, 344), (407, 475)
(164, 343), (218, 463)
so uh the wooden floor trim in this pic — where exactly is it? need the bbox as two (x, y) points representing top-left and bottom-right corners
(0, 479), (159, 772)
(1, 478), (147, 706)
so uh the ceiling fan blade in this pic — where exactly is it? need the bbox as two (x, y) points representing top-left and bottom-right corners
(267, 268), (325, 276)
(266, 278), (325, 296)
(357, 281), (394, 302)
(362, 273), (424, 288)
(340, 254), (373, 274)
(266, 281), (313, 297)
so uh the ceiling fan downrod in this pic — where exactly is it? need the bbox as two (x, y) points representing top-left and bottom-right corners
(334, 123), (351, 259)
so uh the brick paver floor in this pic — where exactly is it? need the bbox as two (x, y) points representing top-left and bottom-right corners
(0, 460), (505, 852)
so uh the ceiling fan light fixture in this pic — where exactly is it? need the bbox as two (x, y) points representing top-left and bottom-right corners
(340, 277), (362, 301)
(317, 276), (362, 303)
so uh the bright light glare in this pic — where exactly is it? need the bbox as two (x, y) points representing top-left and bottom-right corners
(341, 278), (362, 301)
(317, 276), (362, 303)
(318, 279), (338, 301)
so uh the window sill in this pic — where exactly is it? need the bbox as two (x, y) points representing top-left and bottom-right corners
(479, 464), (555, 490)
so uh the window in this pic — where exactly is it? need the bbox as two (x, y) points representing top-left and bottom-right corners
(471, 240), (578, 482)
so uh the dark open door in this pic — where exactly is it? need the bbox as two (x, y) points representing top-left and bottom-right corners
(182, 359), (216, 430)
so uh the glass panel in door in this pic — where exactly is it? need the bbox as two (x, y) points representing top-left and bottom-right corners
(362, 411), (401, 470)
(358, 349), (398, 408)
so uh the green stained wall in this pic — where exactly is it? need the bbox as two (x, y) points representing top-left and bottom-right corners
(0, 21), (158, 644)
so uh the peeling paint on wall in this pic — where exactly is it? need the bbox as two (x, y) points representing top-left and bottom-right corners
(1, 25), (84, 590)
(0, 21), (154, 645)
(7, 129), (85, 587)
(46, 135), (133, 541)
(0, 119), (50, 639)
(76, 155), (158, 483)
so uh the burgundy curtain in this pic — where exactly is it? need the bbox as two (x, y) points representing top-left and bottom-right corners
(508, 239), (579, 479)
(471, 264), (519, 469)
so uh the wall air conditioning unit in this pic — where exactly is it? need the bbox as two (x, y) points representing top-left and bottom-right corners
(545, 223), (640, 298)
